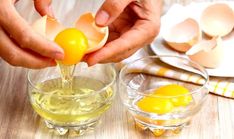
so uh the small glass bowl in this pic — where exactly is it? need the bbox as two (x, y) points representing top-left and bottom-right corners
(119, 56), (209, 137)
(27, 63), (116, 136)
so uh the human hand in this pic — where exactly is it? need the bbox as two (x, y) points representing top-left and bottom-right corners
(0, 0), (64, 69)
(34, 0), (162, 66)
(85, 0), (162, 66)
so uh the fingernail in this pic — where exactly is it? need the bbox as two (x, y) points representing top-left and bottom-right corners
(95, 10), (110, 26)
(85, 58), (95, 67)
(87, 62), (95, 67)
(53, 43), (64, 60)
(47, 6), (55, 18)
(54, 52), (64, 60)
(87, 59), (98, 67)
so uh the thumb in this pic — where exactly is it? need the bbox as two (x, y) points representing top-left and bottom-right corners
(95, 0), (134, 26)
(34, 0), (54, 17)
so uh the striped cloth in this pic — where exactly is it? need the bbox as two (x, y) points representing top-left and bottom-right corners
(116, 49), (234, 99)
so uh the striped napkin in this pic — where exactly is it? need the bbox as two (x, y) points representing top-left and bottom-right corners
(116, 49), (234, 99)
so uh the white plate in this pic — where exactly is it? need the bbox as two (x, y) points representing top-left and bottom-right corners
(150, 1), (234, 77)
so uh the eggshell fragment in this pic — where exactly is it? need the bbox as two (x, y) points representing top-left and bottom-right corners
(32, 15), (64, 40)
(201, 3), (234, 37)
(75, 13), (109, 54)
(163, 18), (200, 52)
(186, 37), (223, 68)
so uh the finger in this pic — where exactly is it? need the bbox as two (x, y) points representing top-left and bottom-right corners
(0, 5), (64, 60)
(86, 21), (158, 66)
(34, 0), (54, 17)
(0, 27), (56, 69)
(95, 0), (134, 26)
(82, 31), (119, 62)
(130, 0), (162, 22)
(13, 0), (19, 3)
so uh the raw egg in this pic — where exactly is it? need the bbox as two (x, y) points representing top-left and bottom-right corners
(54, 28), (88, 65)
(137, 84), (192, 114)
(32, 13), (109, 65)
(163, 18), (200, 52)
(154, 84), (192, 107)
(137, 96), (174, 114)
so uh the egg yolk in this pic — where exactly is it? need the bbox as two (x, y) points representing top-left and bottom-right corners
(154, 84), (192, 107)
(137, 95), (174, 114)
(137, 84), (192, 114)
(54, 28), (88, 65)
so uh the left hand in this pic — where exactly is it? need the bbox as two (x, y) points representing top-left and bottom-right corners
(85, 0), (162, 65)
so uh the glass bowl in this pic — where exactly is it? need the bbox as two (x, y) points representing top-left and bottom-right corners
(119, 55), (209, 137)
(27, 63), (116, 136)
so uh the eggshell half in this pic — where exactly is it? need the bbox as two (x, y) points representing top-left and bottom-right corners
(32, 13), (109, 54)
(32, 15), (64, 40)
(75, 13), (109, 54)
(186, 37), (223, 68)
(201, 3), (234, 37)
(163, 18), (200, 52)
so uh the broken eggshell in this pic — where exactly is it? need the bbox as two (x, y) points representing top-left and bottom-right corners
(32, 15), (64, 41)
(201, 3), (234, 37)
(75, 13), (109, 54)
(186, 37), (223, 68)
(32, 13), (109, 54)
(162, 18), (201, 52)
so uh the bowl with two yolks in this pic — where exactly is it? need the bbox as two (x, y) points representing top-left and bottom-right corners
(119, 56), (209, 137)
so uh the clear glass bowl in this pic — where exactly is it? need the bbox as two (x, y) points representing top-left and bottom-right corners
(119, 56), (209, 137)
(27, 63), (116, 136)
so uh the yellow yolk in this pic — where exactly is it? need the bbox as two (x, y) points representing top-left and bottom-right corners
(54, 28), (88, 65)
(137, 84), (192, 114)
(154, 84), (192, 107)
(137, 95), (174, 114)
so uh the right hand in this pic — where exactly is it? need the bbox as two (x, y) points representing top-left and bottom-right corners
(0, 0), (64, 69)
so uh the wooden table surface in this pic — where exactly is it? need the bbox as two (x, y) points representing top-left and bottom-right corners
(0, 0), (234, 139)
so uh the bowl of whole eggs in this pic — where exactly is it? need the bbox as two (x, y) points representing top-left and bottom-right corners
(151, 2), (234, 77)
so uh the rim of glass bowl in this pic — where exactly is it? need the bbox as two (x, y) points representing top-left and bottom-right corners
(119, 55), (209, 99)
(27, 64), (116, 97)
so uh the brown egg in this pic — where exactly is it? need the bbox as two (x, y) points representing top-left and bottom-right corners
(32, 15), (64, 41)
(201, 3), (234, 37)
(186, 37), (223, 68)
(32, 13), (109, 54)
(75, 13), (109, 53)
(163, 18), (200, 52)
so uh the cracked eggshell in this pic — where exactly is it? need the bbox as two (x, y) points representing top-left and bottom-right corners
(32, 15), (64, 41)
(75, 13), (109, 54)
(186, 37), (223, 68)
(163, 18), (200, 52)
(201, 3), (234, 37)
(32, 13), (109, 54)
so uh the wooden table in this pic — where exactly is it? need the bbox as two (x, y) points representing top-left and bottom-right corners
(0, 0), (234, 139)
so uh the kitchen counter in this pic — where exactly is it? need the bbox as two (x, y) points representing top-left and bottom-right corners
(0, 0), (233, 139)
